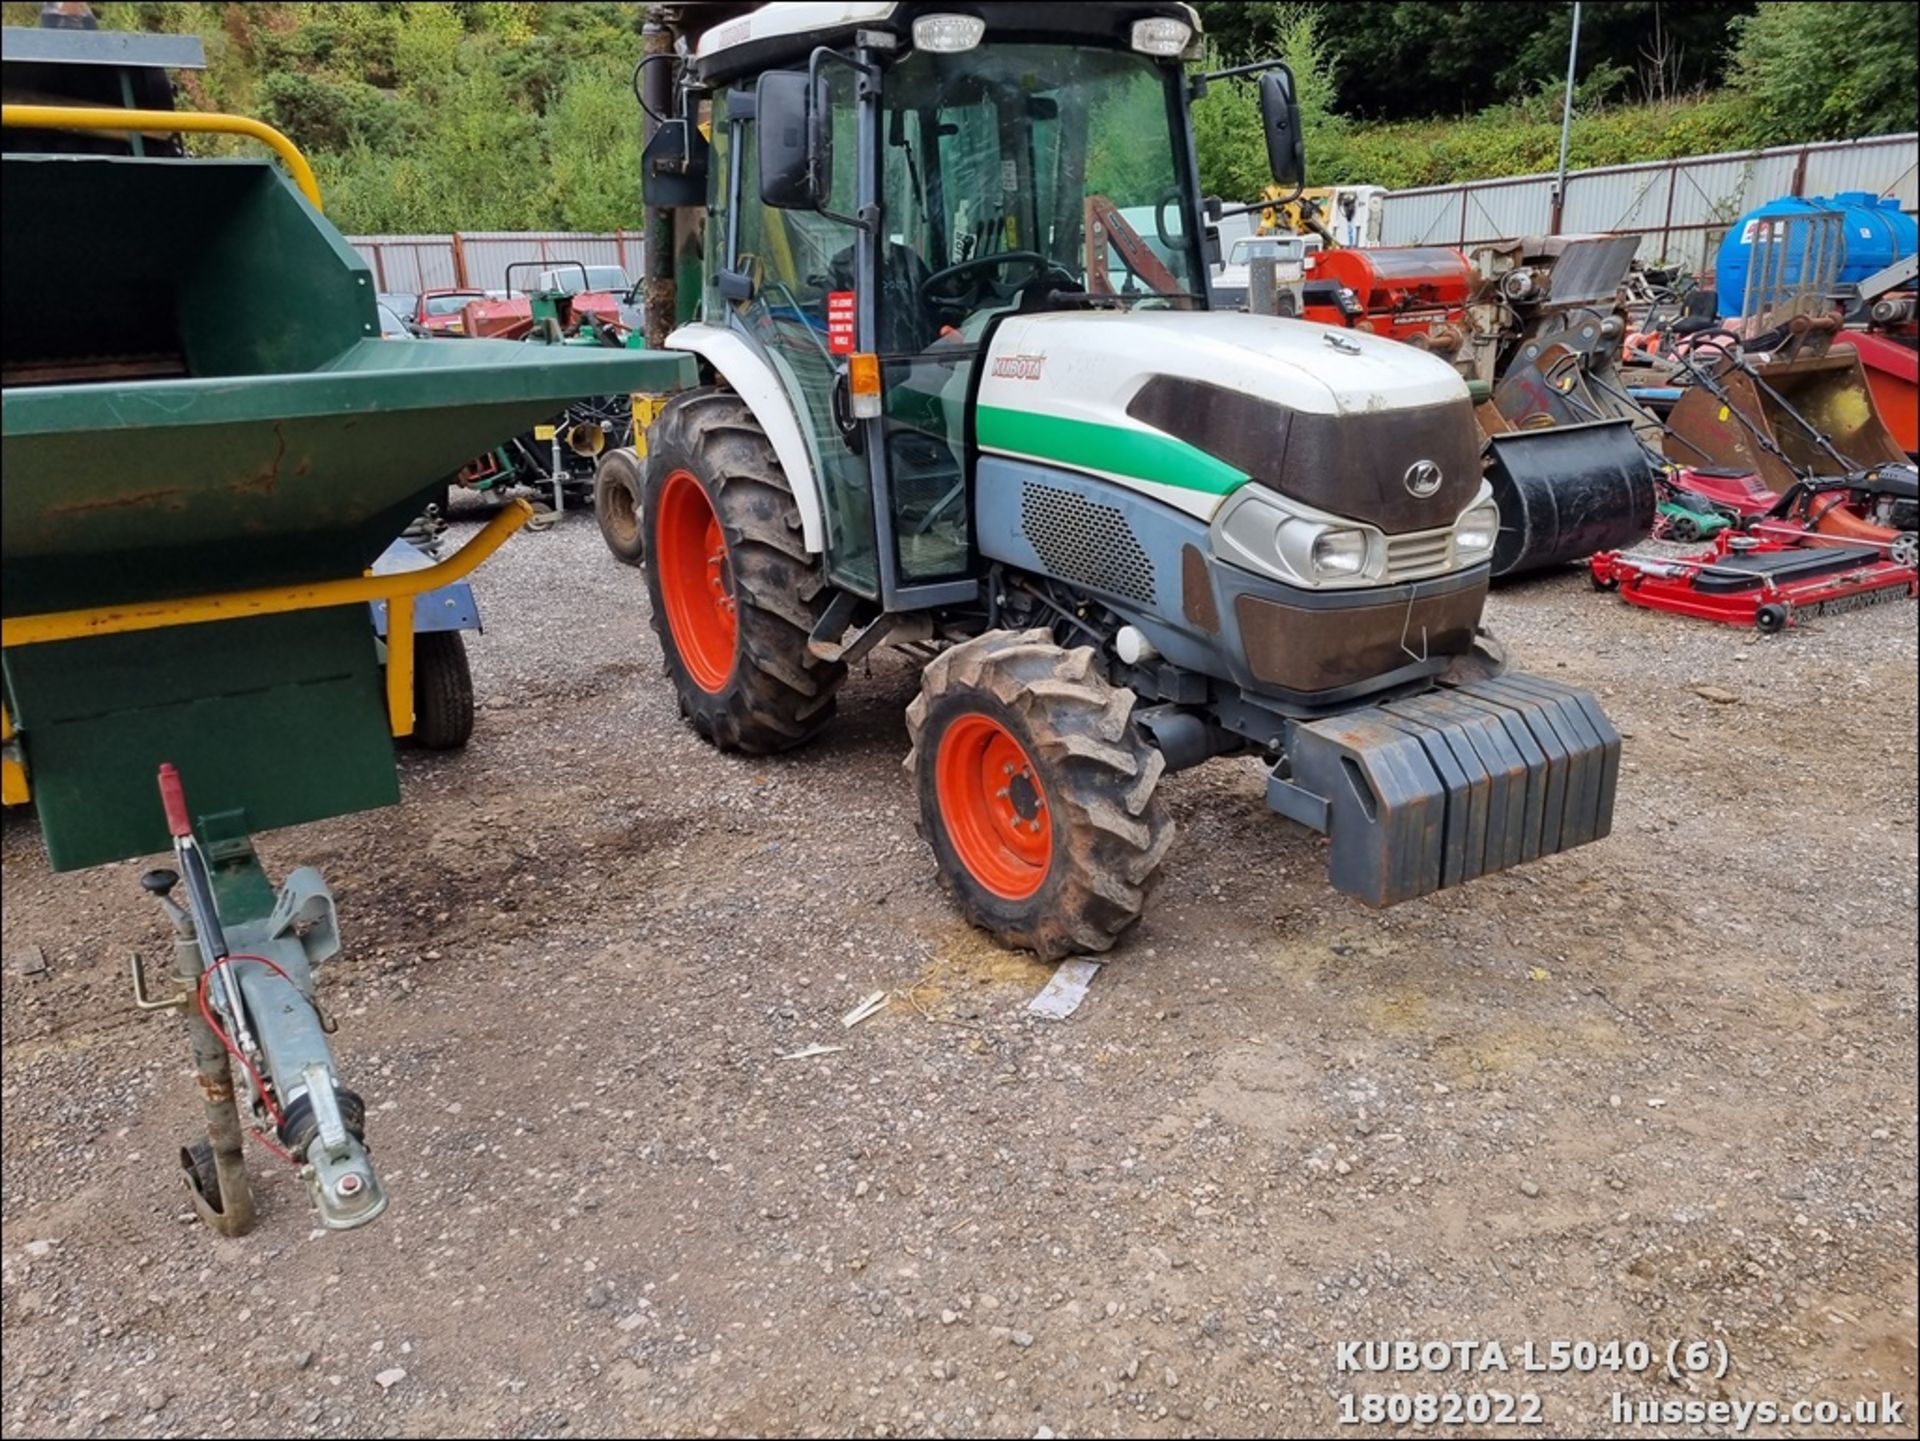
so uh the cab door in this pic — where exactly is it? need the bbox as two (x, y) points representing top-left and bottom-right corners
(720, 77), (882, 599)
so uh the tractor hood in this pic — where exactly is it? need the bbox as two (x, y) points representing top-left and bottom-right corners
(975, 309), (1483, 529)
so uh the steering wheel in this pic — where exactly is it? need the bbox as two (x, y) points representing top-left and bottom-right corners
(920, 250), (1054, 310)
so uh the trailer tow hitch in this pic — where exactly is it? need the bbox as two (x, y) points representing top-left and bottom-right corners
(129, 763), (386, 1235)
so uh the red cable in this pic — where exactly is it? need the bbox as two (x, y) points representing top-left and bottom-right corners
(196, 953), (303, 1166)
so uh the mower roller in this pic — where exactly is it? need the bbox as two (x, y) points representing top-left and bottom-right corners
(0, 32), (693, 1238)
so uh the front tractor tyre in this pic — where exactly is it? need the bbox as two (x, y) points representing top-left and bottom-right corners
(641, 388), (846, 753)
(906, 630), (1175, 960)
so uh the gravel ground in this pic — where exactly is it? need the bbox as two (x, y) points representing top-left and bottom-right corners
(3, 503), (1915, 1440)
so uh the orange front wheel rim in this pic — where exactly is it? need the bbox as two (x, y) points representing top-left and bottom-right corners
(935, 714), (1051, 900)
(656, 468), (737, 693)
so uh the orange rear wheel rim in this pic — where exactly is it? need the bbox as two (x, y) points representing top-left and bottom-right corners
(656, 468), (736, 693)
(935, 714), (1051, 900)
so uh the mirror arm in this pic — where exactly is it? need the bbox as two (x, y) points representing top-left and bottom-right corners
(1209, 191), (1304, 225)
(1190, 56), (1292, 100)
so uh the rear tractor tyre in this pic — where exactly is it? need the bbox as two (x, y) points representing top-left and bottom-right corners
(411, 631), (474, 750)
(594, 447), (647, 565)
(906, 629), (1174, 960)
(641, 387), (846, 753)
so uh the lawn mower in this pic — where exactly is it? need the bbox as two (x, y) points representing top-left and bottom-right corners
(1589, 530), (1917, 633)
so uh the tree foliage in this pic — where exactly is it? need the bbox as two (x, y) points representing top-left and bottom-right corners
(1, 1), (1907, 231)
(1729, 1), (1920, 141)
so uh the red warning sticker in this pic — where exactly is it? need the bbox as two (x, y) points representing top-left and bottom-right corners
(826, 291), (856, 354)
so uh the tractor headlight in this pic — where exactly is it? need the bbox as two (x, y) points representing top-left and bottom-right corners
(912, 14), (986, 52)
(1130, 17), (1193, 55)
(1455, 501), (1499, 556)
(1310, 528), (1369, 578)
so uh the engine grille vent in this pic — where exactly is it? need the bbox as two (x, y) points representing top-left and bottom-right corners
(1019, 482), (1156, 603)
(1384, 528), (1456, 582)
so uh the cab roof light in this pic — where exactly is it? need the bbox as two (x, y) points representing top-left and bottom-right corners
(1130, 17), (1193, 56)
(911, 14), (986, 53)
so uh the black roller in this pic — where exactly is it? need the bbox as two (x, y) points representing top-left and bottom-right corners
(1484, 419), (1657, 579)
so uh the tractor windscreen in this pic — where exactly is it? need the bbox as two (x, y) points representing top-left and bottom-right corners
(880, 43), (1201, 346)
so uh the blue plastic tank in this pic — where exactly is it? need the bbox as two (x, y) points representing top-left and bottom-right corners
(1714, 191), (1917, 317)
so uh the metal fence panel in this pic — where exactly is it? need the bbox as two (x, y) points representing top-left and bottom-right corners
(1804, 137), (1918, 207)
(1378, 133), (1917, 276)
(346, 230), (646, 295)
(350, 235), (458, 294)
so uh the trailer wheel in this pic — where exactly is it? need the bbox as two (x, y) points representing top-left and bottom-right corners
(642, 387), (846, 754)
(594, 448), (647, 565)
(411, 631), (475, 750)
(906, 629), (1174, 960)
(1754, 602), (1790, 635)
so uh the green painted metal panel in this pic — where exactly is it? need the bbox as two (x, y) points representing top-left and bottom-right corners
(4, 608), (395, 871)
(0, 150), (700, 869)
(975, 404), (1248, 496)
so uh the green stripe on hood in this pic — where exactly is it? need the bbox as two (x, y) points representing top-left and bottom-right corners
(976, 405), (1248, 496)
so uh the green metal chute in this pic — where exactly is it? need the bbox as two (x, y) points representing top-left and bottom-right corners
(1, 152), (694, 868)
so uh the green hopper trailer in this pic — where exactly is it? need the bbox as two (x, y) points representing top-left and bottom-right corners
(0, 34), (693, 1235)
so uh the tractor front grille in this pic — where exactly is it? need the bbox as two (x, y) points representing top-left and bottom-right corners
(1019, 482), (1156, 603)
(1384, 527), (1456, 582)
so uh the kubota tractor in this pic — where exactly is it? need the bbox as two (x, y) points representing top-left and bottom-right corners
(629, 2), (1621, 958)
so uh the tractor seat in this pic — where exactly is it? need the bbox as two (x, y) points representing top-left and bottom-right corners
(1691, 545), (1881, 594)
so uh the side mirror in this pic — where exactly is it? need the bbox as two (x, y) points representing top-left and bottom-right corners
(642, 117), (709, 208)
(1258, 67), (1305, 190)
(757, 70), (822, 210)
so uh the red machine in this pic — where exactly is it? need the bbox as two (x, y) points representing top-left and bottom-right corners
(1663, 464), (1918, 563)
(1303, 246), (1471, 355)
(1590, 531), (1917, 633)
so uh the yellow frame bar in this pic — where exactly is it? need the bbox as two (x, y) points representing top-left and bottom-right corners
(1, 104), (324, 210)
(1, 499), (532, 739)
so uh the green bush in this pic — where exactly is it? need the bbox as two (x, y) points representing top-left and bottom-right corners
(1730, 1), (1920, 141)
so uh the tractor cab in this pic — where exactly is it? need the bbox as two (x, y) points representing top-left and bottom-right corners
(656, 3), (1269, 607)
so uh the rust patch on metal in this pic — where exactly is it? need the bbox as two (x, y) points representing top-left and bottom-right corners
(46, 486), (189, 516)
(231, 422), (289, 498)
(195, 1074), (236, 1105)
(1181, 545), (1220, 634)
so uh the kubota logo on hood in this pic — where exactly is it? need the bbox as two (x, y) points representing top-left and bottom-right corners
(992, 354), (1045, 381)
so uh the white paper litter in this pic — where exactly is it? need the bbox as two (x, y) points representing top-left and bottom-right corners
(776, 1043), (846, 1061)
(1027, 959), (1103, 1020)
(841, 990), (888, 1028)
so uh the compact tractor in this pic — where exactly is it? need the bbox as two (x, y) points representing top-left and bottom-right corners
(630, 2), (1620, 958)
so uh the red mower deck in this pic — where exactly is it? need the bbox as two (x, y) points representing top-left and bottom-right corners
(1589, 533), (1918, 633)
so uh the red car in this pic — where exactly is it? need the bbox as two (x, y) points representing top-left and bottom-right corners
(413, 288), (488, 335)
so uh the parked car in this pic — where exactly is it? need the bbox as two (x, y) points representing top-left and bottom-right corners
(376, 302), (414, 339)
(412, 288), (488, 335)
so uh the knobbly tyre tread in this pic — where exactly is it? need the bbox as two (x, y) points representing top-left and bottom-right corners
(905, 628), (1174, 959)
(642, 387), (846, 754)
(593, 447), (647, 564)
(411, 630), (474, 751)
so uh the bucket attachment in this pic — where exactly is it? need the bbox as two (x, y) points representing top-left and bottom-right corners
(1483, 419), (1656, 578)
(1271, 674), (1620, 907)
(1665, 350), (1908, 493)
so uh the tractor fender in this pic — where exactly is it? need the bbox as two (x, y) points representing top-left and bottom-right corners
(664, 322), (827, 554)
